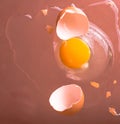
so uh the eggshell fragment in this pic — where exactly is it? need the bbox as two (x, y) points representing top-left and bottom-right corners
(45, 25), (54, 34)
(49, 84), (84, 115)
(90, 81), (100, 88)
(56, 6), (89, 40)
(106, 91), (111, 98)
(41, 9), (48, 16)
(108, 107), (117, 116)
(113, 80), (117, 84)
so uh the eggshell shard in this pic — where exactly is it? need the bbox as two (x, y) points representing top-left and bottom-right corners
(56, 6), (89, 40)
(106, 91), (111, 98)
(108, 107), (117, 116)
(49, 84), (84, 115)
(45, 25), (54, 34)
(113, 80), (117, 84)
(90, 81), (100, 88)
(41, 9), (48, 16)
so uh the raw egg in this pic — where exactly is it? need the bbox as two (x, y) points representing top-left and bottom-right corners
(56, 6), (89, 40)
(60, 37), (91, 69)
(53, 23), (113, 80)
(49, 84), (84, 115)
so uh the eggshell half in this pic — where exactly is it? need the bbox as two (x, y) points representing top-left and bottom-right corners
(56, 6), (89, 40)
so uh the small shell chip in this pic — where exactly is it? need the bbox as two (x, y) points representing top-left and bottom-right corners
(106, 91), (111, 98)
(113, 80), (117, 84)
(45, 25), (54, 34)
(41, 9), (48, 16)
(108, 107), (117, 116)
(90, 81), (100, 88)
(56, 6), (89, 40)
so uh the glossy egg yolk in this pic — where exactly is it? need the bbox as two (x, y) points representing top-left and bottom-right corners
(60, 37), (91, 69)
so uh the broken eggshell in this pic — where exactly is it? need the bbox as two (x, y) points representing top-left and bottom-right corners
(56, 6), (89, 40)
(49, 84), (84, 115)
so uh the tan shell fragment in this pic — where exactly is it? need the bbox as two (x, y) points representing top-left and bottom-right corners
(108, 107), (117, 116)
(90, 81), (100, 88)
(41, 9), (48, 16)
(106, 91), (111, 98)
(113, 80), (117, 84)
(45, 25), (54, 34)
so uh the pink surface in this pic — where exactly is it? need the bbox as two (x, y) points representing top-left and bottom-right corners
(0, 0), (120, 124)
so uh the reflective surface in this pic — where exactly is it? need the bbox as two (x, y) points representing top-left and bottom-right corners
(0, 0), (120, 124)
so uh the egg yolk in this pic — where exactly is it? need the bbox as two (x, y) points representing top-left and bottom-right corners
(60, 37), (91, 69)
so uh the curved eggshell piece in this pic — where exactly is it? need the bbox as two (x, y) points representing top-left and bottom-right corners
(56, 6), (89, 40)
(49, 84), (84, 115)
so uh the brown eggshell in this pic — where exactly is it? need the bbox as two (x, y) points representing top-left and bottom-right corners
(49, 84), (84, 115)
(56, 6), (89, 40)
